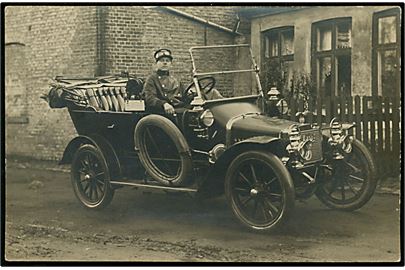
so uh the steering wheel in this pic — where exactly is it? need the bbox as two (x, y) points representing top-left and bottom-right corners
(183, 76), (216, 102)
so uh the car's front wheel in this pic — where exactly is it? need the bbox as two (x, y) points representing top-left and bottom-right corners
(315, 139), (377, 211)
(225, 151), (295, 231)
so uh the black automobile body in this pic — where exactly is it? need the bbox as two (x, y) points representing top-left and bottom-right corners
(44, 44), (377, 231)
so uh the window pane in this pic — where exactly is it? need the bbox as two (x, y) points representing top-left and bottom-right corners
(264, 36), (270, 58)
(319, 57), (332, 96)
(269, 33), (278, 57)
(378, 16), (397, 44)
(337, 55), (351, 95)
(378, 49), (398, 96)
(318, 27), (332, 51)
(281, 30), (294, 55)
(281, 60), (294, 96)
(337, 22), (351, 49)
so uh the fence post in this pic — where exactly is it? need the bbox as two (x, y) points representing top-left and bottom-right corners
(376, 96), (383, 156)
(290, 96), (297, 121)
(347, 96), (354, 124)
(325, 96), (331, 124)
(354, 96), (361, 140)
(375, 96), (384, 176)
(384, 96), (392, 172)
(391, 97), (400, 176)
(317, 95), (323, 126)
(340, 94), (347, 122)
(362, 96), (369, 147)
(369, 97), (376, 154)
(307, 96), (314, 124)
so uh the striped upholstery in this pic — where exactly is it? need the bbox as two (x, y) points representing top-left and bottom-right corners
(84, 86), (128, 111)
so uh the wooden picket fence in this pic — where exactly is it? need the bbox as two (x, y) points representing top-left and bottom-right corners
(284, 95), (401, 177)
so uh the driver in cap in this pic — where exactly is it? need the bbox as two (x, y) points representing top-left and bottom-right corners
(143, 48), (184, 115)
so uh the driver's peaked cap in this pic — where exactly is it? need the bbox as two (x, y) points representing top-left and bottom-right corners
(154, 48), (173, 62)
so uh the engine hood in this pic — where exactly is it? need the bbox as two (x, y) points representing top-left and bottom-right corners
(231, 115), (297, 137)
(206, 99), (296, 138)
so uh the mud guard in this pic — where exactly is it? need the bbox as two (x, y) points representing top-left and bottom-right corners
(59, 134), (122, 180)
(196, 136), (283, 199)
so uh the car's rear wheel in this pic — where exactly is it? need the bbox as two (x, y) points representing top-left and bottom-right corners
(225, 151), (295, 231)
(71, 144), (114, 209)
(315, 140), (377, 211)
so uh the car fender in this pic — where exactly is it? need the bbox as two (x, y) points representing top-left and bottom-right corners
(218, 136), (281, 162)
(197, 136), (286, 200)
(60, 134), (122, 179)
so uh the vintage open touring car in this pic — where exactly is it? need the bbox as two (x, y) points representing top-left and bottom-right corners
(43, 44), (377, 231)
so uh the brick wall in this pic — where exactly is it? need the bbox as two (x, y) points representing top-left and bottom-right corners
(5, 6), (99, 160)
(5, 5), (246, 160)
(103, 7), (236, 86)
(5, 44), (28, 121)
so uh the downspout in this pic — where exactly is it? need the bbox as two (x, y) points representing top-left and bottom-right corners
(154, 6), (242, 36)
(96, 6), (107, 76)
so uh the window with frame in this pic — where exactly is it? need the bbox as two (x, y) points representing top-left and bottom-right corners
(372, 8), (401, 97)
(312, 18), (352, 97)
(261, 26), (294, 96)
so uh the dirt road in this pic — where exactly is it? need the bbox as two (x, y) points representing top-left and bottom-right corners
(4, 159), (401, 263)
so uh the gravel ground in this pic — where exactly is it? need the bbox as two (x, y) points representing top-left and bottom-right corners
(3, 157), (402, 264)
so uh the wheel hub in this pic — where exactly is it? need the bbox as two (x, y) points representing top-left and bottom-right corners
(84, 174), (91, 180)
(250, 188), (259, 196)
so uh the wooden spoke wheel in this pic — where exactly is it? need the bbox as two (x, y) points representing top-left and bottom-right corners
(315, 140), (377, 211)
(225, 151), (295, 231)
(71, 144), (114, 209)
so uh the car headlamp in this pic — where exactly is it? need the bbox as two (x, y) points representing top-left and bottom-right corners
(267, 87), (280, 101)
(330, 118), (343, 142)
(200, 109), (214, 127)
(276, 99), (289, 115)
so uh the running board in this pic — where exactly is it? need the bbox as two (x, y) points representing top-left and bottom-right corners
(110, 180), (198, 193)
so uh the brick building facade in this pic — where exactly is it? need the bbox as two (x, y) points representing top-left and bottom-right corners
(5, 5), (245, 160)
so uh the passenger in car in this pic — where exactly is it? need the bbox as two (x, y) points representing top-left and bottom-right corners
(143, 49), (184, 115)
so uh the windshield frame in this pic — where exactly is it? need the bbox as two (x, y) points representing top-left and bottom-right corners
(188, 44), (264, 106)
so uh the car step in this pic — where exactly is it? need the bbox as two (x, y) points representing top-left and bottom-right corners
(110, 180), (198, 193)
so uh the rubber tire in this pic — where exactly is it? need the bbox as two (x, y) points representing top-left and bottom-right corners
(225, 150), (295, 231)
(134, 114), (193, 186)
(71, 144), (114, 209)
(315, 139), (377, 211)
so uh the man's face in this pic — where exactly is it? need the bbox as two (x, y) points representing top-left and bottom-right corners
(156, 57), (172, 71)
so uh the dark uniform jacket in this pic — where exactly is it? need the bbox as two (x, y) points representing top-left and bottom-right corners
(143, 71), (184, 111)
